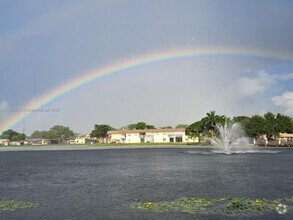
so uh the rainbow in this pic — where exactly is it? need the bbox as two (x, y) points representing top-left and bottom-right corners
(1, 46), (292, 132)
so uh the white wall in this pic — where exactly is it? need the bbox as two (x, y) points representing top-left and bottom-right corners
(75, 138), (85, 144)
(153, 132), (169, 143)
(126, 133), (141, 143)
(109, 131), (199, 143)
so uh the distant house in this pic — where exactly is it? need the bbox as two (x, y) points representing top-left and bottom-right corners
(107, 128), (198, 144)
(278, 133), (293, 141)
(278, 133), (293, 146)
(30, 139), (42, 145)
(71, 134), (97, 145)
(9, 141), (23, 146)
(74, 137), (88, 144)
(0, 139), (9, 145)
(29, 138), (58, 145)
(96, 137), (107, 143)
(255, 133), (293, 147)
(42, 139), (52, 145)
(31, 139), (45, 145)
(67, 139), (76, 144)
(23, 140), (32, 145)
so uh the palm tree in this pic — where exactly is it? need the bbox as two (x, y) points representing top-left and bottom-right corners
(203, 111), (226, 137)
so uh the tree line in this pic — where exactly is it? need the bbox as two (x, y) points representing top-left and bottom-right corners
(89, 122), (189, 139)
(185, 111), (293, 141)
(0, 125), (74, 143)
(0, 112), (292, 142)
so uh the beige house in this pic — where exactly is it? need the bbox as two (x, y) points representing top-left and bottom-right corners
(0, 139), (9, 145)
(74, 137), (87, 144)
(255, 133), (293, 147)
(278, 133), (293, 145)
(41, 139), (52, 145)
(72, 134), (97, 144)
(107, 128), (198, 144)
(9, 141), (22, 146)
(30, 139), (51, 145)
(74, 137), (95, 144)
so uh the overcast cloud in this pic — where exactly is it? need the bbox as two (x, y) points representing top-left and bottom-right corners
(1, 0), (293, 134)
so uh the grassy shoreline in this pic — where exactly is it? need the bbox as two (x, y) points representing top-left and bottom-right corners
(0, 143), (290, 150)
(0, 142), (205, 148)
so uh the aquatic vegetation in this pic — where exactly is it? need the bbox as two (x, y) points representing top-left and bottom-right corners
(134, 197), (224, 214)
(133, 196), (293, 216)
(218, 198), (279, 215)
(134, 201), (171, 212)
(284, 196), (293, 202)
(170, 197), (224, 214)
(0, 199), (37, 212)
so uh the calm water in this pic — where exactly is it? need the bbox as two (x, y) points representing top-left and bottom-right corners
(0, 147), (292, 219)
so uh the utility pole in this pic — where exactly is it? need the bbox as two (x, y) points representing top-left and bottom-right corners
(22, 118), (26, 136)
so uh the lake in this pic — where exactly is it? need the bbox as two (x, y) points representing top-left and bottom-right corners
(0, 146), (292, 219)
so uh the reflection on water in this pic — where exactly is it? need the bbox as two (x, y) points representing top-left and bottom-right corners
(182, 149), (281, 155)
(182, 150), (214, 155)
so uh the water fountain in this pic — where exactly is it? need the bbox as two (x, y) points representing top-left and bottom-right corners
(209, 121), (280, 154)
(210, 121), (248, 154)
(183, 121), (280, 155)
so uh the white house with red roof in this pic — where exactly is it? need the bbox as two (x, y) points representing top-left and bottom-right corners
(107, 128), (198, 144)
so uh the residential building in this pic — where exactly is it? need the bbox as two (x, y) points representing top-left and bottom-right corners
(107, 128), (198, 143)
(254, 133), (293, 147)
(67, 139), (76, 144)
(72, 134), (97, 144)
(277, 133), (293, 146)
(0, 139), (9, 145)
(31, 139), (42, 145)
(74, 137), (89, 144)
(42, 139), (52, 145)
(9, 141), (22, 146)
(30, 139), (58, 145)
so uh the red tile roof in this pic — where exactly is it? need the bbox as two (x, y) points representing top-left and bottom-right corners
(107, 128), (185, 135)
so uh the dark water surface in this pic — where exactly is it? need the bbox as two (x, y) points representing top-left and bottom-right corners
(0, 147), (292, 219)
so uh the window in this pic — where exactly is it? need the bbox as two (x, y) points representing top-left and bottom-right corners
(163, 138), (166, 141)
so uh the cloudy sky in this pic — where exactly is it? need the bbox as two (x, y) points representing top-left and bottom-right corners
(1, 0), (293, 134)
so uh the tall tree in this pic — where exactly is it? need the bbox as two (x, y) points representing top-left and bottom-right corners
(185, 121), (204, 139)
(233, 116), (251, 135)
(11, 133), (26, 141)
(0, 129), (18, 140)
(0, 129), (26, 141)
(46, 125), (74, 142)
(239, 113), (293, 138)
(202, 111), (226, 136)
(263, 112), (276, 139)
(246, 115), (267, 137)
(186, 111), (227, 140)
(90, 124), (114, 138)
(161, 126), (173, 129)
(176, 124), (189, 129)
(275, 113), (293, 134)
(30, 130), (48, 139)
(127, 122), (156, 130)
